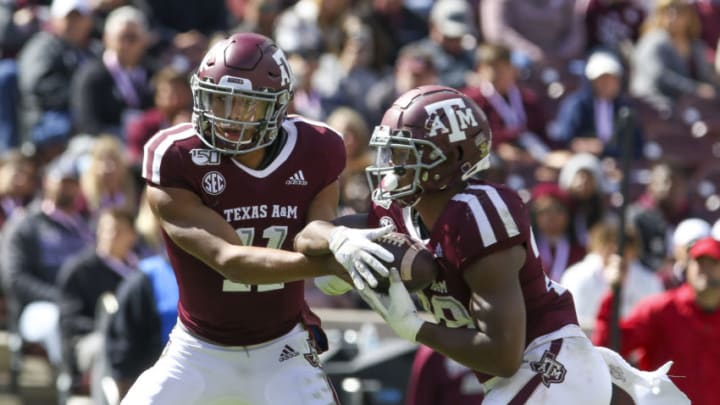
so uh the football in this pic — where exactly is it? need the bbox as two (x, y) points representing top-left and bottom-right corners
(372, 232), (438, 294)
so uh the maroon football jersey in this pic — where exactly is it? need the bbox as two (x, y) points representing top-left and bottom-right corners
(142, 116), (345, 345)
(369, 180), (578, 380)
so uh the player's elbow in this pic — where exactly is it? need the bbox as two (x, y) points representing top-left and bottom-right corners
(484, 332), (524, 377)
(493, 350), (523, 377)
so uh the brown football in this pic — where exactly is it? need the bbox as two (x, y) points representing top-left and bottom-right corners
(372, 232), (438, 294)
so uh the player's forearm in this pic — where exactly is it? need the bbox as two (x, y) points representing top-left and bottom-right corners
(215, 245), (341, 284)
(415, 322), (524, 378)
(293, 220), (335, 255)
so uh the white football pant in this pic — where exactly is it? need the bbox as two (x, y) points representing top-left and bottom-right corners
(483, 324), (612, 404)
(121, 322), (338, 405)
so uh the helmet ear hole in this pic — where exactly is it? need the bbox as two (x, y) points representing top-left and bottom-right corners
(456, 145), (464, 161)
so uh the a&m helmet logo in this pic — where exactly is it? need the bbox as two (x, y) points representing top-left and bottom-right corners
(202, 171), (226, 195)
(272, 49), (293, 90)
(424, 98), (479, 143)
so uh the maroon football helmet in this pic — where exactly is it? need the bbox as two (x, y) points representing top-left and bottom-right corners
(191, 33), (295, 154)
(366, 85), (492, 207)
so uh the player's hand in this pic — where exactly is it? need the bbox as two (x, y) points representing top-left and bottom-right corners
(328, 225), (394, 290)
(314, 275), (353, 296)
(358, 269), (425, 342)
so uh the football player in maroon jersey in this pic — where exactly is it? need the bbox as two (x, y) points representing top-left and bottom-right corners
(123, 33), (393, 405)
(361, 85), (691, 403)
(299, 85), (690, 404)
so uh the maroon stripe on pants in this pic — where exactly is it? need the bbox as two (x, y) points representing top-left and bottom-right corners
(508, 338), (564, 405)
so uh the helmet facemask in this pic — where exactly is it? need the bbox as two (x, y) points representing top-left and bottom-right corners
(366, 125), (446, 207)
(191, 74), (291, 155)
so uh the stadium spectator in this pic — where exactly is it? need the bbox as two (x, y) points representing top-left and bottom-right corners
(560, 221), (663, 334)
(584, 0), (646, 58)
(132, 0), (226, 47)
(462, 43), (552, 166)
(0, 149), (38, 228)
(78, 135), (138, 224)
(104, 251), (177, 399)
(405, 345), (484, 405)
(275, 0), (351, 56)
(627, 161), (694, 270)
(593, 236), (720, 405)
(693, 0), (720, 63)
(17, 0), (95, 148)
(0, 0), (45, 58)
(365, 43), (438, 125)
(228, 0), (283, 39)
(123, 32), (390, 404)
(357, 0), (428, 68)
(630, 0), (720, 111)
(657, 217), (711, 289)
(126, 67), (192, 166)
(311, 15), (382, 120)
(529, 183), (586, 282)
(274, 4), (326, 120)
(71, 5), (154, 137)
(326, 107), (373, 215)
(0, 154), (93, 367)
(481, 0), (587, 64)
(408, 0), (475, 89)
(103, 192), (177, 399)
(550, 50), (644, 159)
(56, 207), (138, 390)
(557, 153), (609, 246)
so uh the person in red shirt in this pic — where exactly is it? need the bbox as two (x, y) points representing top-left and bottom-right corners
(593, 236), (720, 405)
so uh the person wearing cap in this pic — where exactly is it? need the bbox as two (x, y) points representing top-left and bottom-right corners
(549, 50), (644, 159)
(0, 154), (93, 372)
(657, 217), (712, 289)
(16, 0), (95, 146)
(593, 235), (720, 405)
(406, 0), (475, 88)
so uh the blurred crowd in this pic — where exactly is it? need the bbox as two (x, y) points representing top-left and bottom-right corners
(0, 0), (719, 404)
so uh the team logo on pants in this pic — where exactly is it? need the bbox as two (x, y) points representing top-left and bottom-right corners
(530, 350), (567, 387)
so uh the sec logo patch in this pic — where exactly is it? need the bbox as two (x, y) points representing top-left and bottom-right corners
(202, 171), (226, 195)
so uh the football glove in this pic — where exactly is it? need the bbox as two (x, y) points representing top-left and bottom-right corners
(359, 269), (425, 342)
(314, 275), (353, 295)
(328, 225), (394, 290)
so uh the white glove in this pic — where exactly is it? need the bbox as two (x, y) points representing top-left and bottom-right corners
(314, 275), (353, 295)
(328, 225), (394, 290)
(359, 269), (425, 342)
